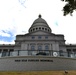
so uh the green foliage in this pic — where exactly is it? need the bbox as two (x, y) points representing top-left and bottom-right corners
(61, 0), (76, 16)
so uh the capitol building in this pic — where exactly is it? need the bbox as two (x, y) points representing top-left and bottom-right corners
(0, 14), (76, 57)
(0, 15), (76, 71)
(0, 15), (76, 57)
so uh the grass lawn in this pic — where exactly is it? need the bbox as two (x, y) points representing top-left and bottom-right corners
(0, 71), (76, 75)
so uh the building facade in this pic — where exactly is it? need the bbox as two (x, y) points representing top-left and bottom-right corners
(0, 15), (76, 57)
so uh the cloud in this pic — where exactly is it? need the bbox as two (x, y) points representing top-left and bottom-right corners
(0, 30), (10, 37)
(18, 0), (26, 8)
(0, 40), (15, 44)
(0, 30), (15, 43)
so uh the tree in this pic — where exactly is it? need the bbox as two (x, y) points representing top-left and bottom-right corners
(61, 0), (76, 16)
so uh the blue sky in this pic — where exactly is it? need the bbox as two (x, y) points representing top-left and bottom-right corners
(0, 0), (76, 44)
(0, 30), (14, 42)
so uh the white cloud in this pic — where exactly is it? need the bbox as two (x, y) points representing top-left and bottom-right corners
(0, 30), (11, 37)
(0, 40), (15, 44)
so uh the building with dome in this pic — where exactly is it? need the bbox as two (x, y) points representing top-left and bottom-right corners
(0, 14), (76, 57)
(14, 14), (67, 54)
(0, 15), (76, 71)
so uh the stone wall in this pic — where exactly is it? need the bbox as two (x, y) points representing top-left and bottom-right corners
(0, 56), (76, 71)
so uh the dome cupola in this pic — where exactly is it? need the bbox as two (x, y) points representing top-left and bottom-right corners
(29, 15), (52, 33)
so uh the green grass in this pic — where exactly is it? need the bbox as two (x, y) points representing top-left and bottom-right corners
(0, 71), (76, 75)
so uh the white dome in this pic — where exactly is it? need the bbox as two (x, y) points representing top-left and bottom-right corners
(32, 17), (48, 26)
(29, 15), (52, 33)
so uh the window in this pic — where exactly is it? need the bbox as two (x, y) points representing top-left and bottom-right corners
(33, 28), (35, 31)
(38, 36), (42, 39)
(45, 45), (49, 50)
(38, 45), (42, 50)
(39, 27), (41, 30)
(73, 49), (76, 53)
(67, 49), (71, 57)
(48, 29), (49, 32)
(31, 46), (35, 50)
(36, 28), (38, 30)
(32, 36), (35, 39)
(31, 29), (32, 32)
(45, 28), (47, 31)
(42, 28), (44, 30)
(59, 50), (63, 56)
(45, 36), (48, 39)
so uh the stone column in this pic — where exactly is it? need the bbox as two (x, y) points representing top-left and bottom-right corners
(8, 49), (10, 56)
(55, 43), (59, 51)
(27, 44), (29, 50)
(1, 49), (3, 52)
(21, 43), (28, 50)
(43, 44), (45, 51)
(1, 49), (4, 57)
(49, 44), (53, 56)
(35, 43), (37, 51)
(49, 44), (52, 50)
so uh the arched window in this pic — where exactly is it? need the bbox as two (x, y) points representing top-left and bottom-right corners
(42, 28), (44, 30)
(31, 29), (32, 32)
(45, 28), (47, 31)
(45, 45), (49, 50)
(36, 28), (38, 30)
(39, 27), (41, 30)
(33, 28), (35, 31)
(38, 45), (42, 50)
(48, 29), (49, 32)
(31, 45), (35, 50)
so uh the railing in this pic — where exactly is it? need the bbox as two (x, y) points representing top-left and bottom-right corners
(0, 50), (76, 58)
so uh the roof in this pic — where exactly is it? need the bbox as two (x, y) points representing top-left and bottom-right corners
(32, 14), (49, 27)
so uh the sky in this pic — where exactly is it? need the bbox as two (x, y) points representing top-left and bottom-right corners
(0, 0), (76, 44)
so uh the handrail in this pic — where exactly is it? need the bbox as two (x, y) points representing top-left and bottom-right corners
(0, 50), (76, 58)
